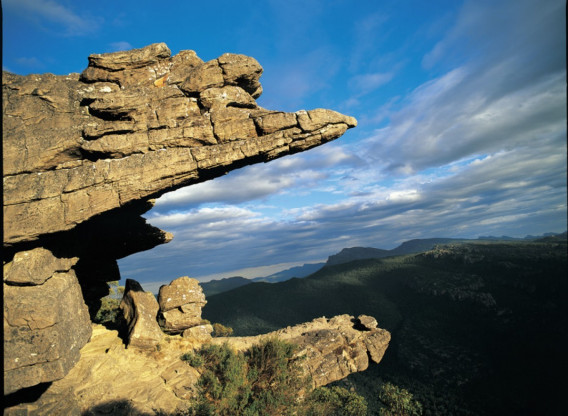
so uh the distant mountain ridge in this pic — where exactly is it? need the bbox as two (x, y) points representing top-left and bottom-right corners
(202, 233), (566, 296)
(326, 232), (566, 266)
(326, 238), (466, 265)
(252, 263), (325, 283)
(201, 263), (325, 296)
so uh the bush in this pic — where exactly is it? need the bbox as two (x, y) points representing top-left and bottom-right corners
(212, 323), (234, 337)
(304, 386), (368, 416)
(181, 352), (205, 368)
(93, 281), (125, 329)
(185, 339), (367, 416)
(189, 343), (250, 415)
(378, 382), (423, 416)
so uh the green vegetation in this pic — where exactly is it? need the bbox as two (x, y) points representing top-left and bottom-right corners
(181, 351), (205, 368)
(183, 339), (367, 416)
(378, 382), (422, 416)
(212, 323), (234, 337)
(304, 386), (368, 416)
(203, 241), (568, 415)
(93, 281), (125, 329)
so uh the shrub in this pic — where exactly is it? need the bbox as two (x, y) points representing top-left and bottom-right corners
(190, 343), (250, 415)
(304, 386), (368, 416)
(181, 352), (205, 368)
(93, 281), (125, 329)
(185, 339), (367, 416)
(243, 338), (305, 415)
(378, 382), (423, 416)
(212, 323), (234, 337)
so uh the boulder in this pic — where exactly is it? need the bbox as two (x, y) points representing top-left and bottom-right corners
(182, 324), (214, 342)
(120, 279), (163, 349)
(158, 276), (207, 334)
(3, 43), (356, 244)
(3, 248), (91, 395)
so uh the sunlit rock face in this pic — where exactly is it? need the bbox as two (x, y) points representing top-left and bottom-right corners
(212, 314), (391, 388)
(2, 43), (356, 396)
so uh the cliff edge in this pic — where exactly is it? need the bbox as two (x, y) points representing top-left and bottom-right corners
(2, 44), (386, 413)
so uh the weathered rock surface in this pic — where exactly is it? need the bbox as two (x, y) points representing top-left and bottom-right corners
(212, 314), (391, 388)
(120, 279), (163, 349)
(182, 324), (214, 342)
(3, 248), (91, 395)
(3, 43), (356, 244)
(4, 315), (389, 415)
(158, 276), (208, 334)
(2, 42), (356, 398)
(4, 324), (201, 415)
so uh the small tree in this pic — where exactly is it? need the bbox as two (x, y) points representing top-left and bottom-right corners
(94, 281), (125, 329)
(378, 382), (423, 416)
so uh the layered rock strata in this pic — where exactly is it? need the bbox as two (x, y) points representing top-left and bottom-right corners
(4, 315), (390, 415)
(158, 276), (208, 334)
(2, 43), (356, 396)
(212, 314), (391, 388)
(3, 248), (91, 394)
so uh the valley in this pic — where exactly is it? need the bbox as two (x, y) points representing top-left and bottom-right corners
(203, 238), (568, 415)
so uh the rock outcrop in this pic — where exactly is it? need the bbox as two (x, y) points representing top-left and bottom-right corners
(120, 279), (163, 349)
(158, 276), (208, 334)
(212, 314), (391, 388)
(4, 314), (390, 415)
(2, 43), (356, 399)
(3, 248), (91, 394)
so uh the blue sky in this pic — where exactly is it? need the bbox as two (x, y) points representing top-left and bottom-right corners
(3, 0), (566, 290)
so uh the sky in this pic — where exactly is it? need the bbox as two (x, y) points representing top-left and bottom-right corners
(3, 0), (566, 291)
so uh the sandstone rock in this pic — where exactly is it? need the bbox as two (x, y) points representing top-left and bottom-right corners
(158, 276), (206, 311)
(182, 324), (214, 342)
(217, 53), (263, 98)
(158, 276), (207, 334)
(3, 247), (77, 285)
(161, 305), (204, 333)
(2, 42), (357, 397)
(212, 314), (391, 388)
(3, 248), (91, 395)
(199, 85), (256, 110)
(120, 279), (163, 349)
(3, 43), (356, 244)
(4, 315), (388, 414)
(3, 324), (199, 415)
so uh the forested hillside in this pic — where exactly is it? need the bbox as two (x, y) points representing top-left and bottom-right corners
(203, 241), (568, 415)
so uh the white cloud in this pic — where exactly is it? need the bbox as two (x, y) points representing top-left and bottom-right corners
(3, 0), (99, 35)
(119, 0), (566, 285)
(365, 62), (565, 174)
(15, 57), (43, 68)
(109, 41), (133, 52)
(349, 72), (394, 96)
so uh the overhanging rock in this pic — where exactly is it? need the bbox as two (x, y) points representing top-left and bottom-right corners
(2, 43), (357, 395)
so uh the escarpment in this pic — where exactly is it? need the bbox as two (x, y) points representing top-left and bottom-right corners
(3, 43), (388, 410)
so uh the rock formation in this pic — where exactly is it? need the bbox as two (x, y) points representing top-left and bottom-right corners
(2, 42), (361, 405)
(3, 248), (91, 394)
(212, 314), (391, 388)
(120, 279), (163, 349)
(158, 276), (208, 334)
(3, 314), (390, 415)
